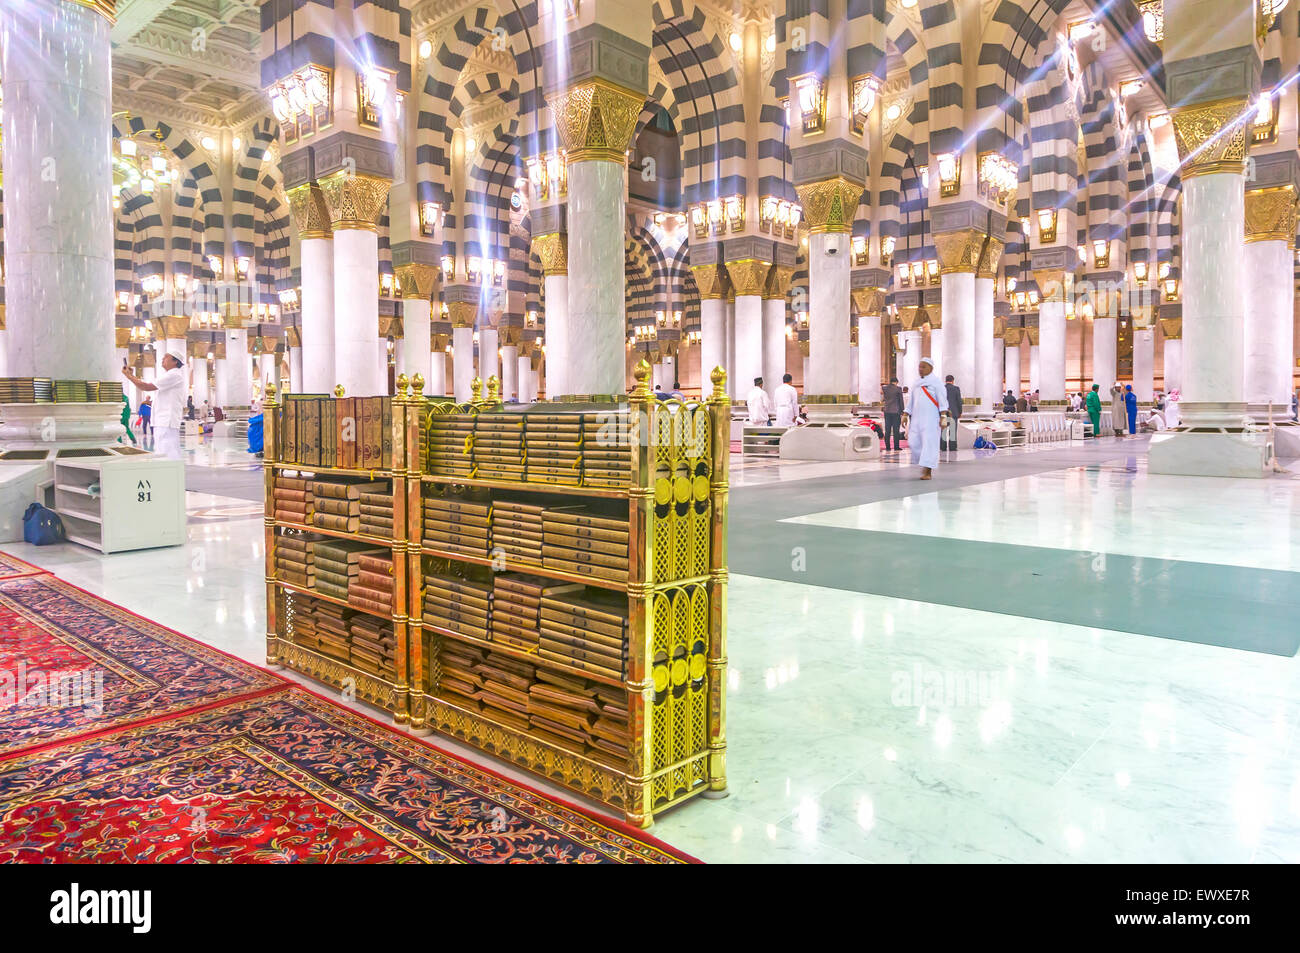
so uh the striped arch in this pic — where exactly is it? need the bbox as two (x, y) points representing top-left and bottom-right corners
(120, 190), (166, 282)
(463, 120), (522, 287)
(920, 0), (963, 158)
(629, 224), (670, 316)
(625, 236), (657, 326)
(1125, 132), (1156, 270)
(875, 13), (931, 251)
(650, 0), (745, 206)
(231, 118), (279, 263)
(1024, 32), (1079, 219)
(253, 160), (292, 305)
(168, 174), (202, 285)
(878, 95), (930, 253)
(1079, 62), (1126, 250)
(1154, 173), (1182, 278)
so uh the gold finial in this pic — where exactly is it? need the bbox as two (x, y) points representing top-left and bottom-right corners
(471, 376), (483, 401)
(487, 375), (500, 401)
(710, 365), (727, 400)
(412, 373), (425, 395)
(396, 373), (409, 397)
(265, 381), (277, 401)
(632, 359), (652, 399)
(334, 384), (345, 397)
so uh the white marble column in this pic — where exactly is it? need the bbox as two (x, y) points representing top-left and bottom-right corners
(1004, 344), (1021, 392)
(501, 344), (518, 400)
(403, 298), (432, 387)
(333, 229), (383, 396)
(1093, 317), (1117, 389)
(1243, 239), (1293, 411)
(1133, 328), (1155, 402)
(802, 354), (811, 389)
(1181, 173), (1246, 422)
(929, 328), (944, 377)
(1029, 344), (1041, 392)
(763, 296), (786, 401)
(566, 162), (625, 394)
(734, 295), (764, 393)
(700, 298), (727, 388)
(992, 336), (1005, 402)
(848, 346), (859, 397)
(543, 274), (568, 399)
(900, 329), (921, 385)
(808, 232), (852, 395)
(0, 331), (9, 377)
(941, 272), (976, 403)
(301, 237), (335, 393)
(1, 0), (116, 381)
(660, 356), (675, 391)
(428, 350), (448, 396)
(452, 328), (474, 402)
(858, 314), (881, 404)
(191, 357), (209, 408)
(1164, 337), (1183, 394)
(288, 346), (303, 393)
(220, 330), (251, 408)
(725, 299), (737, 396)
(516, 354), (533, 402)
(1039, 303), (1067, 401)
(478, 328), (499, 389)
(260, 353), (277, 395)
(974, 276), (995, 412)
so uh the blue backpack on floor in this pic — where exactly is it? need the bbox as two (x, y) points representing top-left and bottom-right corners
(23, 503), (66, 546)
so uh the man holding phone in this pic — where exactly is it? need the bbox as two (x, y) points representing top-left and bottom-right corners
(122, 352), (186, 460)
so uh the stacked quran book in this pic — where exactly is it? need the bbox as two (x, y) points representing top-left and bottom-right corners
(425, 414), (475, 477)
(349, 551), (394, 615)
(271, 474), (313, 525)
(490, 574), (580, 652)
(311, 479), (385, 534)
(291, 595), (356, 662)
(489, 499), (544, 562)
(422, 493), (491, 558)
(312, 539), (386, 602)
(472, 413), (525, 481)
(281, 395), (394, 469)
(424, 573), (492, 638)
(524, 413), (583, 486)
(54, 380), (88, 402)
(538, 588), (629, 680)
(348, 613), (397, 679)
(581, 409), (632, 487)
(542, 506), (631, 583)
(275, 531), (320, 589)
(357, 487), (394, 539)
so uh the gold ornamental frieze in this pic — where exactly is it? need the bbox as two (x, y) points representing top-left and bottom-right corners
(851, 287), (886, 315)
(724, 259), (771, 297)
(547, 79), (644, 163)
(287, 182), (333, 241)
(1171, 97), (1250, 179)
(1244, 185), (1297, 245)
(934, 228), (984, 274)
(691, 264), (725, 300)
(396, 262), (441, 299)
(317, 170), (392, 231)
(446, 301), (477, 329)
(764, 264), (796, 300)
(898, 305), (925, 331)
(794, 176), (865, 233)
(1159, 317), (1182, 340)
(531, 233), (568, 276)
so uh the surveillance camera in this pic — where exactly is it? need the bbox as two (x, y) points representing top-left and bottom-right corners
(824, 235), (842, 256)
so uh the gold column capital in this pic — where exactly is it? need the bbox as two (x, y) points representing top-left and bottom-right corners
(1032, 268), (1071, 302)
(66, 0), (115, 22)
(976, 238), (1004, 280)
(1160, 317), (1183, 340)
(925, 304), (943, 330)
(446, 301), (477, 329)
(284, 326), (302, 348)
(934, 228), (985, 274)
(287, 182), (332, 241)
(396, 262), (441, 299)
(1244, 185), (1297, 246)
(157, 314), (190, 340)
(724, 259), (772, 297)
(531, 233), (568, 276)
(793, 176), (865, 233)
(1026, 327), (1040, 346)
(764, 265), (796, 300)
(547, 78), (644, 164)
(114, 327), (131, 349)
(898, 306), (925, 331)
(851, 287), (886, 315)
(1003, 327), (1024, 347)
(691, 264), (725, 300)
(1171, 97), (1250, 179)
(317, 170), (392, 231)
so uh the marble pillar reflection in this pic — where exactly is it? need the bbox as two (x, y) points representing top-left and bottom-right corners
(858, 315), (881, 404)
(566, 161), (625, 394)
(301, 237), (335, 393)
(808, 232), (851, 395)
(1243, 239), (1293, 410)
(1039, 303), (1067, 401)
(452, 329), (474, 402)
(334, 229), (383, 396)
(544, 275), (569, 399)
(0, 0), (116, 381)
(762, 297), (786, 400)
(1093, 317), (1117, 388)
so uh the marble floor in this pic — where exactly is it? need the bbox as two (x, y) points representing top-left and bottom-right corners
(6, 433), (1299, 863)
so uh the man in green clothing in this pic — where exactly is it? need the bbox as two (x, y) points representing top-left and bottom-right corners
(1085, 383), (1102, 438)
(120, 393), (136, 445)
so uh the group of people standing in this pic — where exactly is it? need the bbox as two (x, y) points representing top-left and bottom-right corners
(1083, 383), (1139, 437)
(744, 374), (803, 428)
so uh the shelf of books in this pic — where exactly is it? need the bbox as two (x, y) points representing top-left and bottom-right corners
(263, 384), (412, 721)
(262, 362), (729, 828)
(408, 361), (729, 828)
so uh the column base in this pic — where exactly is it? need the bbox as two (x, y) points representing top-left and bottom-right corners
(0, 402), (127, 450)
(1245, 402), (1295, 423)
(1271, 421), (1300, 459)
(779, 425), (879, 461)
(1146, 428), (1268, 479)
(1178, 401), (1250, 429)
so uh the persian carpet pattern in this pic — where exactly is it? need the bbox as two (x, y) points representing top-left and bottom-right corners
(0, 689), (692, 863)
(0, 551), (47, 580)
(0, 574), (286, 755)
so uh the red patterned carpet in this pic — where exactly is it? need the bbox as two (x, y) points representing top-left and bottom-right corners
(0, 563), (694, 864)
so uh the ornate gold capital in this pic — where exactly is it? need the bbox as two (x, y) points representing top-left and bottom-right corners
(157, 315), (190, 340)
(1003, 327), (1023, 347)
(432, 333), (451, 353)
(317, 171), (392, 231)
(794, 176), (865, 233)
(1032, 268), (1070, 302)
(284, 326), (302, 348)
(66, 0), (115, 22)
(925, 304), (942, 330)
(114, 327), (131, 349)
(1172, 97), (1249, 179)
(547, 79), (644, 163)
(764, 265), (796, 300)
(724, 259), (771, 297)
(1245, 185), (1297, 245)
(287, 182), (332, 241)
(446, 301), (477, 329)
(396, 262), (441, 299)
(851, 287), (886, 315)
(691, 264), (725, 300)
(1026, 327), (1040, 346)
(1159, 317), (1183, 340)
(977, 238), (1004, 280)
(796, 339), (810, 357)
(531, 233), (568, 276)
(379, 315), (401, 338)
(898, 306), (925, 331)
(934, 228), (985, 274)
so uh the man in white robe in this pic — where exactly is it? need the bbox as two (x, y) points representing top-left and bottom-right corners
(746, 377), (773, 425)
(774, 373), (799, 427)
(906, 358), (948, 480)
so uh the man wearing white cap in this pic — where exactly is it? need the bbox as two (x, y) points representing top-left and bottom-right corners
(904, 356), (948, 480)
(122, 351), (186, 460)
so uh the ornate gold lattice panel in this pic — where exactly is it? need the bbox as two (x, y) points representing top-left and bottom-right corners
(649, 402), (711, 582)
(649, 585), (710, 807)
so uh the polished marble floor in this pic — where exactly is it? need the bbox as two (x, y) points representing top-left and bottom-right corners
(7, 433), (1299, 862)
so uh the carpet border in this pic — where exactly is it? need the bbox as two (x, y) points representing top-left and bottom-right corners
(0, 550), (703, 864)
(0, 550), (52, 580)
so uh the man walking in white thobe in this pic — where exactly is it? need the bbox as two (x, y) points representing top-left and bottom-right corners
(746, 377), (773, 425)
(774, 373), (799, 427)
(906, 358), (948, 480)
